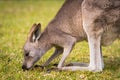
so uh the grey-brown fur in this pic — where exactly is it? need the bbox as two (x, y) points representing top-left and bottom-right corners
(22, 0), (120, 72)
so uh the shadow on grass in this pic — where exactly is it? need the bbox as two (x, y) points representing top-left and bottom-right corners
(104, 56), (120, 72)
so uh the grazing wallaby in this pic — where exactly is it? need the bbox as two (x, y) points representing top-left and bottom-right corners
(22, 0), (120, 72)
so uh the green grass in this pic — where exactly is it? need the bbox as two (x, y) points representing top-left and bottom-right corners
(0, 0), (120, 80)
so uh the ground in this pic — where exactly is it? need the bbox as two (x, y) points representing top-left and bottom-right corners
(0, 0), (120, 80)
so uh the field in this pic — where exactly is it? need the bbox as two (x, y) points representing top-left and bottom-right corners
(0, 0), (120, 80)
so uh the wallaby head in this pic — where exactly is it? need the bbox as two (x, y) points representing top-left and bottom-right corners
(22, 23), (44, 70)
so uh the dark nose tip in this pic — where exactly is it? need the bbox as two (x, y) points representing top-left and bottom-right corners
(22, 65), (28, 71)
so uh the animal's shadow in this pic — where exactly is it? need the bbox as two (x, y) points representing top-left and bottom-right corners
(104, 56), (120, 71)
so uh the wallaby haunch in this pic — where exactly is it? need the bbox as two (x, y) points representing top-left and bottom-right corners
(22, 0), (120, 72)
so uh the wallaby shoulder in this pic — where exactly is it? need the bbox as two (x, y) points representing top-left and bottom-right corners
(44, 0), (86, 42)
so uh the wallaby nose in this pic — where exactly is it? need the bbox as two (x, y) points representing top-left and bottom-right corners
(22, 65), (29, 71)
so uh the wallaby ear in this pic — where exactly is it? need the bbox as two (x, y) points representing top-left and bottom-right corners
(28, 23), (41, 42)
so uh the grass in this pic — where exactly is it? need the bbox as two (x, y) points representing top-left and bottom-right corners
(0, 0), (120, 80)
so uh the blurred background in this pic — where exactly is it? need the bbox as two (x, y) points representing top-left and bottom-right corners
(0, 0), (120, 80)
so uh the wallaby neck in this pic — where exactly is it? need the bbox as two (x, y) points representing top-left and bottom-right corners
(38, 29), (53, 54)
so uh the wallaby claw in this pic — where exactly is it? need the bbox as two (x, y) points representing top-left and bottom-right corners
(53, 63), (58, 67)
(46, 67), (60, 73)
(34, 65), (44, 69)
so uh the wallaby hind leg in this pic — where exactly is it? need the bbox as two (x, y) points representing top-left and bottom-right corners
(43, 47), (63, 67)
(58, 35), (103, 72)
(82, 16), (104, 72)
(81, 2), (104, 72)
(87, 33), (103, 72)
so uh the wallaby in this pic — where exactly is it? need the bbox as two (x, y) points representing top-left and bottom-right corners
(22, 0), (120, 72)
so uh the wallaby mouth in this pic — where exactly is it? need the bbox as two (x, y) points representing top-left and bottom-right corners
(22, 65), (31, 71)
